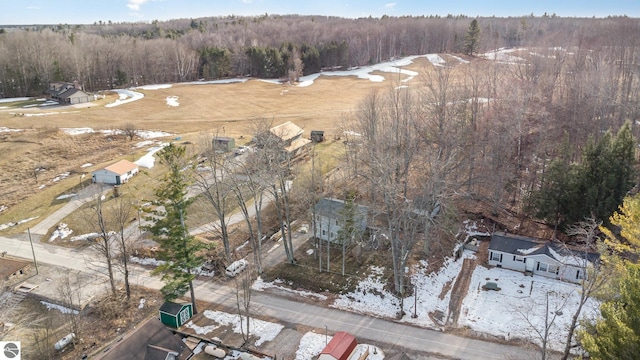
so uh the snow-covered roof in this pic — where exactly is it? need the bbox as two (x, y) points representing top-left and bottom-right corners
(489, 232), (599, 265)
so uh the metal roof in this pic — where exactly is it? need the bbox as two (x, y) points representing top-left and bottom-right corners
(489, 232), (600, 264)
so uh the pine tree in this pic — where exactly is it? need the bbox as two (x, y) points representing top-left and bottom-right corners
(578, 194), (640, 358)
(577, 122), (636, 225)
(529, 122), (637, 229)
(579, 262), (640, 359)
(463, 19), (481, 56)
(143, 143), (204, 313)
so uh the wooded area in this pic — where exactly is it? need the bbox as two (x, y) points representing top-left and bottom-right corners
(1, 14), (638, 95)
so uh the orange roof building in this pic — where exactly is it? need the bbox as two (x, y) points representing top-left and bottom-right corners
(319, 332), (358, 360)
(92, 159), (139, 185)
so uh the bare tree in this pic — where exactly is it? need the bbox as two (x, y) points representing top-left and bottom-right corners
(354, 86), (420, 297)
(122, 122), (137, 141)
(57, 273), (83, 347)
(111, 195), (137, 301)
(234, 264), (253, 344)
(192, 133), (234, 260)
(251, 118), (296, 264)
(518, 290), (570, 360)
(82, 191), (118, 298)
(560, 219), (610, 360)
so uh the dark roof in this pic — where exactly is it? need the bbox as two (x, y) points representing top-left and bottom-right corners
(387, 353), (412, 360)
(99, 317), (191, 360)
(159, 301), (187, 315)
(146, 344), (179, 360)
(489, 232), (600, 264)
(314, 198), (367, 218)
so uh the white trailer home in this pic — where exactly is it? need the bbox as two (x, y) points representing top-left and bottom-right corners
(91, 159), (139, 185)
(488, 232), (599, 284)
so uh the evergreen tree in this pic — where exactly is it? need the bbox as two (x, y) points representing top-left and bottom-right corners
(579, 262), (640, 359)
(528, 122), (637, 229)
(579, 193), (640, 359)
(143, 143), (204, 313)
(528, 158), (579, 232)
(463, 19), (481, 56)
(577, 122), (636, 225)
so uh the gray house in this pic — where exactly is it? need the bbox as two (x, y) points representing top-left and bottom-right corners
(47, 81), (92, 104)
(488, 232), (599, 284)
(314, 198), (367, 243)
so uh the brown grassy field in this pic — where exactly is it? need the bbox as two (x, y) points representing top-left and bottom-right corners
(0, 56), (467, 235)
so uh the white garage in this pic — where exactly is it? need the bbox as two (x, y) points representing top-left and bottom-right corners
(92, 159), (139, 185)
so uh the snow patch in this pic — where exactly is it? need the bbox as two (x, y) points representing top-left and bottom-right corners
(49, 223), (72, 241)
(166, 96), (179, 107)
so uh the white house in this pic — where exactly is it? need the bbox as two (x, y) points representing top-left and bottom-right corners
(314, 198), (367, 244)
(488, 232), (599, 284)
(92, 159), (139, 185)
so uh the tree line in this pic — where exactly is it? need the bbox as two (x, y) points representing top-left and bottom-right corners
(0, 14), (638, 97)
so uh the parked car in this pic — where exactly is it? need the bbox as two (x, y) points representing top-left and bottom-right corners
(225, 259), (248, 277)
(234, 146), (250, 155)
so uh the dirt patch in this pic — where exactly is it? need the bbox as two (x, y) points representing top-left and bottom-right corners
(438, 280), (453, 300)
(447, 258), (477, 326)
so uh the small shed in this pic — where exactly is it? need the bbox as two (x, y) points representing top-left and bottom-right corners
(159, 301), (193, 328)
(213, 137), (235, 152)
(311, 130), (325, 143)
(0, 256), (31, 282)
(92, 159), (139, 185)
(319, 332), (358, 360)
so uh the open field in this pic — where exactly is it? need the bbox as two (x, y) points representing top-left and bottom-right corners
(0, 55), (459, 236)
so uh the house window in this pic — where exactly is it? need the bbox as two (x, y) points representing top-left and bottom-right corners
(514, 255), (524, 262)
(330, 232), (334, 238)
(537, 262), (559, 274)
(490, 252), (502, 262)
(322, 230), (326, 236)
(576, 269), (584, 280)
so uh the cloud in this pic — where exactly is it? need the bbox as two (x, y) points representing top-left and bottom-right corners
(127, 0), (149, 11)
(384, 2), (396, 10)
(26, 6), (40, 10)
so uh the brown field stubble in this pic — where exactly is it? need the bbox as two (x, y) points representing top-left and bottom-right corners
(0, 57), (447, 232)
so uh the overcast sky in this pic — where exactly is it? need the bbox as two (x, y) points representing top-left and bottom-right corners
(1, 0), (638, 25)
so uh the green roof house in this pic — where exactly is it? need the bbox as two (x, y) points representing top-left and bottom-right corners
(159, 301), (193, 328)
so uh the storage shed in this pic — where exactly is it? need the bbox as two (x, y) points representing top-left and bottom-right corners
(92, 159), (139, 185)
(159, 301), (193, 328)
(319, 332), (358, 360)
(213, 137), (235, 152)
(311, 130), (325, 143)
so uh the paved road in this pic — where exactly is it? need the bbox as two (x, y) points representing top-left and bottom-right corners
(0, 150), (546, 359)
(0, 232), (544, 360)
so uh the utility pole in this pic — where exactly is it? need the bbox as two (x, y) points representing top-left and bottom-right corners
(28, 227), (39, 274)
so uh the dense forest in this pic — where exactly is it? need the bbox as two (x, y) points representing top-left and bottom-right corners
(2, 14), (640, 236)
(0, 14), (638, 95)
